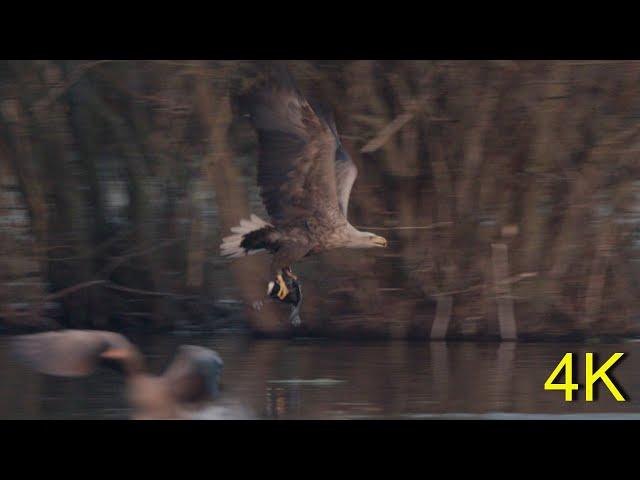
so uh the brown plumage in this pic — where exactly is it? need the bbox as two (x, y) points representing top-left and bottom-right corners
(10, 330), (224, 419)
(220, 66), (387, 310)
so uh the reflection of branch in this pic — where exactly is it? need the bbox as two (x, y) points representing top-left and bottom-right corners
(354, 221), (452, 231)
(45, 280), (106, 300)
(431, 284), (484, 297)
(8, 277), (205, 326)
(42, 278), (198, 302)
(431, 272), (537, 297)
(101, 238), (184, 276)
(105, 281), (198, 300)
(360, 112), (415, 154)
(360, 91), (432, 154)
(32, 60), (113, 112)
(1, 281), (105, 322)
(565, 60), (639, 67)
(47, 228), (133, 262)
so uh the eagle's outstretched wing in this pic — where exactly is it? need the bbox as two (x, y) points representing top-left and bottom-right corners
(243, 67), (341, 226)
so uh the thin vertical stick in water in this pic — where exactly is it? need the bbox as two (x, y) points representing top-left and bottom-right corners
(430, 295), (453, 340)
(492, 243), (517, 340)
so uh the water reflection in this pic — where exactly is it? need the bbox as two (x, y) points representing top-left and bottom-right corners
(1, 333), (639, 419)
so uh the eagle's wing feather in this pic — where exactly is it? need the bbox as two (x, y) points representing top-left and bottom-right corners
(309, 99), (358, 218)
(244, 68), (340, 226)
(334, 146), (358, 217)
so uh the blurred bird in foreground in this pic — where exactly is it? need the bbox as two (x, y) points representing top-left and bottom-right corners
(10, 330), (225, 420)
(221, 66), (387, 324)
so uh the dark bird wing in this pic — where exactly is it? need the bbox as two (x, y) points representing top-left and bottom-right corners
(164, 345), (224, 404)
(243, 67), (341, 226)
(10, 330), (142, 377)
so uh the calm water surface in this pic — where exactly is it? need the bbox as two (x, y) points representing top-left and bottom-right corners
(1, 333), (639, 419)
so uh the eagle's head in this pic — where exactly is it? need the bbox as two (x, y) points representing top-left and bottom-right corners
(354, 231), (388, 248)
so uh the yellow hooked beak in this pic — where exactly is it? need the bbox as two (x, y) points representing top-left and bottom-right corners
(372, 235), (388, 247)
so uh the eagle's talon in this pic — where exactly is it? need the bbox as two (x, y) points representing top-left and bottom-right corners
(290, 313), (302, 326)
(276, 274), (289, 300)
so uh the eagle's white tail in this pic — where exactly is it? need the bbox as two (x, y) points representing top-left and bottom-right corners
(220, 214), (272, 259)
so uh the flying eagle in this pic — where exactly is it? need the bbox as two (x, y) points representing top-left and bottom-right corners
(221, 68), (387, 319)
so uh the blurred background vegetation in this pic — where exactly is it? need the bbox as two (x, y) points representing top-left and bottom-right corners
(2, 60), (640, 339)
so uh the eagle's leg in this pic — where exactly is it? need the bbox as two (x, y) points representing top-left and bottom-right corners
(274, 273), (289, 300)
